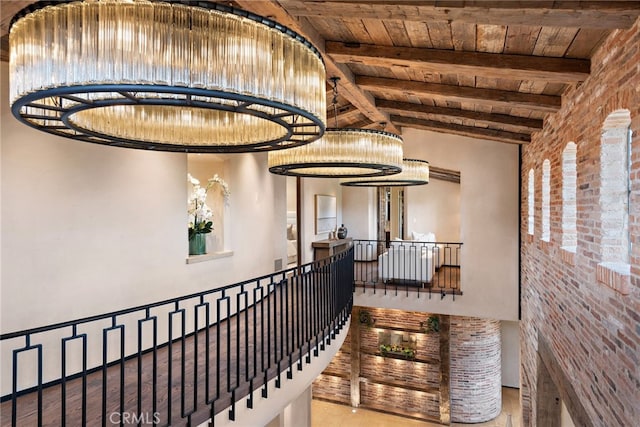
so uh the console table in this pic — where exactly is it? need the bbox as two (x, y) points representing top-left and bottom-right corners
(312, 237), (353, 260)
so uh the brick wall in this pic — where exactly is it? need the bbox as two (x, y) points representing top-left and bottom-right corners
(450, 316), (502, 423)
(520, 16), (640, 427)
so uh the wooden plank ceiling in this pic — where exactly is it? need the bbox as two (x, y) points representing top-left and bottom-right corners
(2, 1), (640, 146)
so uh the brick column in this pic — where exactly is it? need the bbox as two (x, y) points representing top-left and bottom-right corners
(450, 316), (501, 423)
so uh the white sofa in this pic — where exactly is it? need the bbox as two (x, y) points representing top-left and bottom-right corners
(378, 240), (437, 284)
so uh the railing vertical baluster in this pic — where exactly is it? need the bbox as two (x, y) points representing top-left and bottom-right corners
(119, 321), (125, 427)
(37, 342), (43, 427)
(61, 333), (68, 425)
(243, 287), (249, 383)
(235, 289), (241, 392)
(101, 328), (107, 427)
(61, 325), (87, 425)
(279, 276), (285, 365)
(215, 296), (223, 402)
(313, 262), (320, 356)
(167, 307), (172, 424)
(295, 272), (303, 371)
(223, 292), (231, 395)
(137, 316), (143, 426)
(257, 283), (265, 385)
(193, 301), (205, 418)
(151, 315), (158, 425)
(82, 330), (87, 426)
(274, 277), (281, 388)
(252, 286), (259, 380)
(262, 279), (270, 398)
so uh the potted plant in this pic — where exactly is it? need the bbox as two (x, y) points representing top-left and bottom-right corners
(359, 310), (376, 327)
(420, 315), (440, 333)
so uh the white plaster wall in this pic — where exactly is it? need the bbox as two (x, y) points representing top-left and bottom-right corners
(407, 178), (461, 242)
(281, 386), (312, 427)
(341, 186), (376, 240)
(354, 128), (519, 321)
(0, 63), (287, 391)
(298, 178), (342, 264)
(286, 177), (297, 212)
(501, 320), (520, 388)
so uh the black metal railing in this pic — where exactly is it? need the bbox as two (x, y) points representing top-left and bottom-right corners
(0, 248), (354, 426)
(352, 239), (462, 299)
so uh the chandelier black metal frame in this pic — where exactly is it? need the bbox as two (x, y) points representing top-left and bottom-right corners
(9, 1), (327, 153)
(341, 158), (430, 186)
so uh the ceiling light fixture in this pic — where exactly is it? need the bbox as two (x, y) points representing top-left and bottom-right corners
(9, 0), (326, 152)
(341, 158), (430, 186)
(268, 77), (403, 177)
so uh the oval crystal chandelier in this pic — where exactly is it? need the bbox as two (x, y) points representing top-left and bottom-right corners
(268, 78), (403, 177)
(9, 0), (326, 152)
(341, 159), (430, 186)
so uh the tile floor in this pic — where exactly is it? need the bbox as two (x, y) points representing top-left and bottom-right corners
(311, 387), (520, 427)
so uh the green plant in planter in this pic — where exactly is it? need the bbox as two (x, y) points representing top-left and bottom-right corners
(379, 344), (415, 360)
(402, 348), (415, 359)
(420, 315), (440, 333)
(359, 310), (375, 327)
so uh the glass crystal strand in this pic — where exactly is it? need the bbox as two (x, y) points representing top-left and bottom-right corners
(271, 28), (284, 104)
(207, 12), (221, 91)
(190, 8), (207, 88)
(99, 1), (116, 84)
(229, 16), (241, 95)
(172, 4), (189, 88)
(283, 36), (294, 111)
(239, 17), (249, 96)
(137, 1), (153, 84)
(47, 5), (62, 88)
(83, 2), (98, 88)
(248, 20), (258, 98)
(257, 25), (270, 101)
(30, 11), (43, 95)
(302, 43), (312, 111)
(153, 2), (171, 86)
(114, 2), (123, 82)
(66, 4), (79, 90)
(9, 18), (24, 102)
(118, 2), (134, 83)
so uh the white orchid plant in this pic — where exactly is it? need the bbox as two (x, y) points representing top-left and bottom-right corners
(188, 173), (230, 241)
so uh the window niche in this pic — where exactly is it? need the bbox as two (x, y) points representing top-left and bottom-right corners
(186, 154), (231, 262)
(528, 169), (535, 238)
(541, 160), (551, 243)
(597, 109), (632, 294)
(561, 142), (577, 264)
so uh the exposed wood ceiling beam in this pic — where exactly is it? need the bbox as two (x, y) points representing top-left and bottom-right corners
(429, 166), (461, 184)
(357, 76), (561, 113)
(233, 0), (400, 134)
(279, 1), (640, 29)
(326, 41), (590, 83)
(391, 115), (531, 145)
(376, 99), (543, 132)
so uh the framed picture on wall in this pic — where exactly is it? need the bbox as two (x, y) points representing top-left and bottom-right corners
(315, 194), (337, 234)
